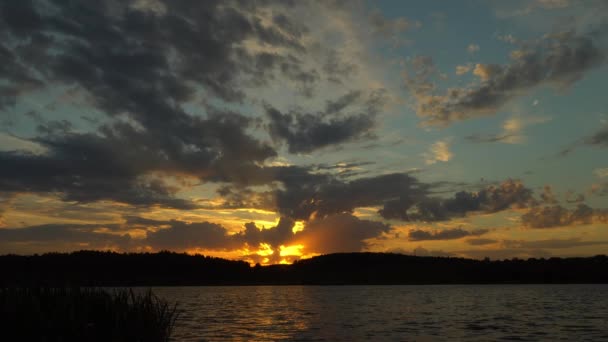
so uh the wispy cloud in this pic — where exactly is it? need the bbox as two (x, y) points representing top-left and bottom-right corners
(465, 115), (550, 144)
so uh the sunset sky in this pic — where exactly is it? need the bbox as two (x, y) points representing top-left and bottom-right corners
(1, 0), (607, 264)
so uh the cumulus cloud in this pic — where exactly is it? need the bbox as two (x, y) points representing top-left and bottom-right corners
(0, 0), (393, 209)
(424, 140), (453, 165)
(145, 220), (237, 251)
(135, 213), (390, 258)
(521, 204), (608, 228)
(540, 185), (559, 204)
(0, 113), (276, 208)
(406, 30), (607, 126)
(265, 89), (386, 153)
(292, 214), (391, 254)
(408, 227), (489, 241)
(380, 179), (535, 222)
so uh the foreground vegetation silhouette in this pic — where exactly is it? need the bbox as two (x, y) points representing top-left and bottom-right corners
(0, 287), (177, 342)
(2, 251), (607, 286)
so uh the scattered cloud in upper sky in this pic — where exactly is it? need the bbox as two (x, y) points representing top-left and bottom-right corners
(424, 140), (453, 164)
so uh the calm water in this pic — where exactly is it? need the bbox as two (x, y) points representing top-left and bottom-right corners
(151, 285), (608, 341)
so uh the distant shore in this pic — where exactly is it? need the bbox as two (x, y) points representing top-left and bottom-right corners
(2, 251), (607, 286)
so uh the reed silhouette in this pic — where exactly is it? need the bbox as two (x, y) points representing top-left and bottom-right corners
(0, 287), (178, 342)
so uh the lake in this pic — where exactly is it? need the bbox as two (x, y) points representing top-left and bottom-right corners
(152, 285), (608, 341)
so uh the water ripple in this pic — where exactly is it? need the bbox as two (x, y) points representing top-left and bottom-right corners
(147, 284), (608, 341)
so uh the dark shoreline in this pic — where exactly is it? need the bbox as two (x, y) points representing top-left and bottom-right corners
(2, 251), (607, 286)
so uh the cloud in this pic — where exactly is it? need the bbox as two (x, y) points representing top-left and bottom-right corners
(424, 140), (453, 165)
(145, 220), (237, 251)
(408, 228), (489, 241)
(369, 10), (420, 38)
(217, 171), (536, 224)
(586, 126), (608, 147)
(0, 0), (396, 209)
(265, 89), (386, 153)
(455, 64), (472, 75)
(0, 223), (133, 253)
(0, 133), (48, 155)
(235, 217), (296, 249)
(368, 9), (420, 46)
(134, 213), (391, 257)
(466, 238), (499, 246)
(594, 168), (608, 178)
(521, 204), (608, 228)
(465, 115), (550, 144)
(503, 238), (608, 249)
(380, 179), (535, 222)
(292, 213), (391, 254)
(590, 182), (608, 196)
(540, 185), (559, 204)
(467, 44), (480, 53)
(406, 30), (606, 126)
(492, 0), (603, 17)
(0, 113), (276, 208)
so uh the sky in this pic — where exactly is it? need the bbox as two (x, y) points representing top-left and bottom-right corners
(1, 0), (607, 264)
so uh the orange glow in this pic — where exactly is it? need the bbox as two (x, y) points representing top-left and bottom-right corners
(279, 244), (304, 257)
(292, 221), (305, 233)
(256, 243), (274, 256)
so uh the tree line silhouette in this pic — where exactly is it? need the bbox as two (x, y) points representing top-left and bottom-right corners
(2, 251), (607, 286)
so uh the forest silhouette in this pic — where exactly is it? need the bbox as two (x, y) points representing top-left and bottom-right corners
(2, 251), (607, 286)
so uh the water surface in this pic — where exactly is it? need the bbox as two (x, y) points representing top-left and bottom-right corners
(152, 285), (608, 341)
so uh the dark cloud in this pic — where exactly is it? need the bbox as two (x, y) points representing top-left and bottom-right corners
(218, 173), (536, 224)
(292, 214), (391, 254)
(585, 126), (608, 147)
(145, 220), (236, 251)
(265, 89), (385, 153)
(557, 125), (608, 156)
(1, 0), (326, 206)
(521, 204), (608, 228)
(0, 0), (392, 210)
(130, 213), (391, 257)
(274, 171), (426, 221)
(380, 179), (535, 222)
(466, 238), (498, 246)
(235, 217), (295, 248)
(0, 223), (133, 253)
(407, 30), (606, 126)
(540, 185), (558, 204)
(0, 117), (275, 208)
(408, 228), (489, 241)
(464, 133), (515, 144)
(502, 238), (608, 249)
